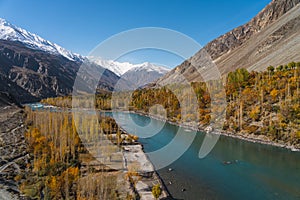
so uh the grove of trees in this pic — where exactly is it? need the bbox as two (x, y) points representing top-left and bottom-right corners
(40, 62), (300, 148)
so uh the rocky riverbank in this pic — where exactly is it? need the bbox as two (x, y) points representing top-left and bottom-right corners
(129, 110), (300, 152)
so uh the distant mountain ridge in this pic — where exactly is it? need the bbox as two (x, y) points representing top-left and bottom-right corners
(0, 18), (168, 76)
(90, 57), (169, 75)
(89, 57), (170, 88)
(0, 18), (83, 62)
(125, 62), (169, 74)
(121, 62), (170, 89)
(0, 18), (170, 102)
(89, 57), (136, 76)
(157, 0), (300, 85)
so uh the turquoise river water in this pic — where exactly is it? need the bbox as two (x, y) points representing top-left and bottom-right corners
(108, 112), (300, 200)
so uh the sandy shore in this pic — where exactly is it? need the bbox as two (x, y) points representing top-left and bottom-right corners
(123, 145), (170, 199)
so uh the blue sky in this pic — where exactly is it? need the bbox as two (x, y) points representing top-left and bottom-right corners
(0, 0), (270, 67)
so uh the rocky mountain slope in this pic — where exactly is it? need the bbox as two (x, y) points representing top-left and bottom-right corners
(0, 39), (120, 103)
(0, 18), (170, 101)
(0, 18), (125, 103)
(157, 0), (300, 85)
(0, 91), (27, 199)
(0, 92), (19, 107)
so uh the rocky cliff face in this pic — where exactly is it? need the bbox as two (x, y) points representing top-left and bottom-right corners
(205, 0), (300, 60)
(0, 40), (120, 103)
(157, 0), (300, 85)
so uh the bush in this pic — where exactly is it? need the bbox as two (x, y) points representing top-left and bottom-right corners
(152, 184), (162, 199)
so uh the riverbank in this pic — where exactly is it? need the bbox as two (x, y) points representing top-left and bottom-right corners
(36, 102), (300, 152)
(30, 101), (300, 150)
(126, 109), (300, 152)
(123, 144), (170, 199)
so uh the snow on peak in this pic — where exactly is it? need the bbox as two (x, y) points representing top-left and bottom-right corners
(0, 18), (169, 76)
(89, 57), (136, 76)
(89, 57), (170, 76)
(128, 62), (170, 74)
(0, 18), (82, 61)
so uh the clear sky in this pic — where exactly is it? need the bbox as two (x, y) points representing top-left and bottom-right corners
(0, 0), (270, 67)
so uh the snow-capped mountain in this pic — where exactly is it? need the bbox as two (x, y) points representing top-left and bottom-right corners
(89, 57), (137, 76)
(0, 18), (123, 102)
(90, 57), (170, 89)
(90, 57), (169, 76)
(0, 18), (169, 76)
(121, 62), (170, 89)
(0, 17), (170, 94)
(126, 62), (169, 74)
(0, 18), (82, 61)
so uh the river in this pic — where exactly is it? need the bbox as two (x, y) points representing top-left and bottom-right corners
(108, 111), (300, 200)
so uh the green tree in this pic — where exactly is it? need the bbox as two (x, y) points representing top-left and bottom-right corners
(276, 65), (283, 71)
(288, 62), (296, 69)
(267, 65), (275, 72)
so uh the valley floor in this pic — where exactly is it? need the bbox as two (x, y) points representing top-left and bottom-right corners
(21, 104), (171, 200)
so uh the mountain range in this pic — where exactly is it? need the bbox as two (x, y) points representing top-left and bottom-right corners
(90, 57), (170, 89)
(0, 18), (83, 62)
(0, 18), (169, 102)
(157, 0), (300, 85)
(1, 0), (299, 102)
